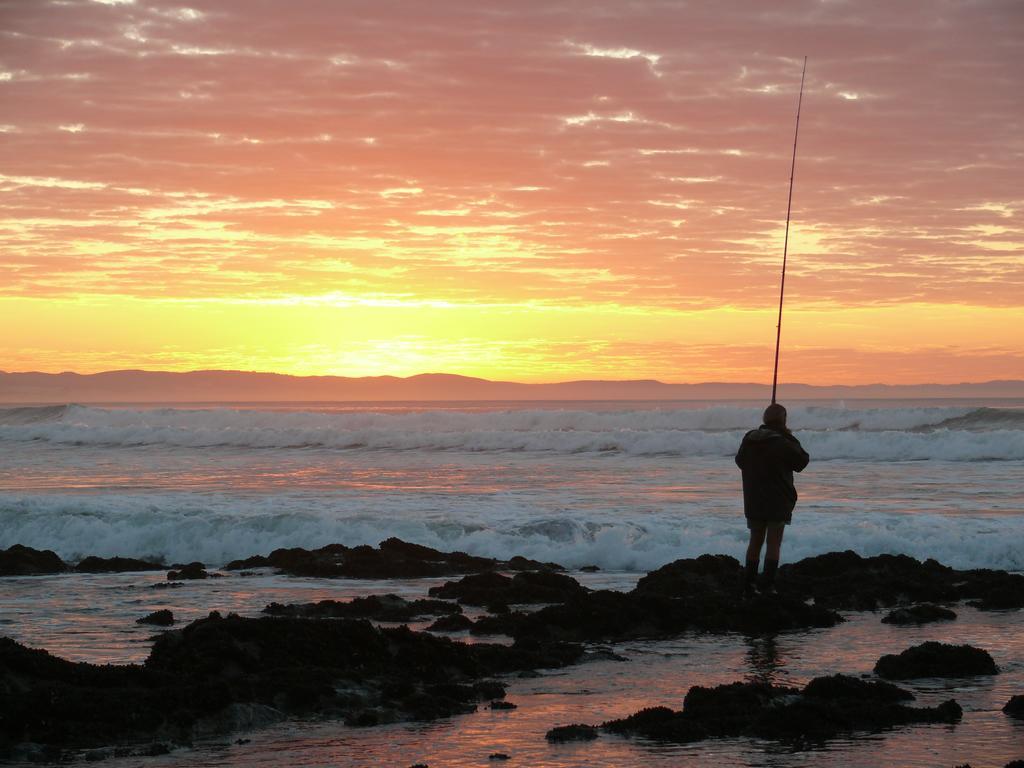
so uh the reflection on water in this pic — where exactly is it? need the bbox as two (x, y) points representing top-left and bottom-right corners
(1, 571), (1021, 767)
(745, 634), (790, 687)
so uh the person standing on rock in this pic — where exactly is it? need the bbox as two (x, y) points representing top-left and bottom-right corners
(735, 403), (810, 595)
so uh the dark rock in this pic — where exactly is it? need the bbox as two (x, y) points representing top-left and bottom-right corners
(76, 556), (166, 573)
(470, 612), (530, 637)
(965, 571), (1024, 609)
(428, 570), (586, 606)
(0, 544), (67, 576)
(545, 724), (599, 742)
(489, 700), (517, 710)
(778, 551), (1024, 611)
(874, 642), (999, 679)
(504, 588), (840, 644)
(136, 609), (174, 626)
(263, 595), (460, 623)
(634, 551), (1023, 615)
(0, 614), (582, 757)
(488, 753), (510, 760)
(167, 562), (208, 580)
(224, 538), (563, 579)
(579, 565), (600, 572)
(1005, 762), (1024, 768)
(428, 614), (474, 633)
(600, 676), (961, 744)
(881, 604), (957, 625)
(634, 554), (743, 597)
(801, 674), (914, 703)
(778, 551), (958, 610)
(151, 582), (183, 589)
(1003, 694), (1024, 719)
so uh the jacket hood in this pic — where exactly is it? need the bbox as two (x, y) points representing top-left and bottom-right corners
(745, 425), (785, 442)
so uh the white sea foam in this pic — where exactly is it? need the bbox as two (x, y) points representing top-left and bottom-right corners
(1, 493), (1021, 572)
(1, 404), (1022, 460)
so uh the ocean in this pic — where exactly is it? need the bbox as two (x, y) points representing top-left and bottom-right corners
(1, 399), (1022, 766)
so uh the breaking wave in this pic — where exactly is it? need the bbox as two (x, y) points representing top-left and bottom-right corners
(1, 493), (1021, 572)
(2, 404), (1024, 460)
(1, 404), (1022, 461)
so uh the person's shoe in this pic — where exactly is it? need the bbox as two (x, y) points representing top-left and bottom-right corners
(759, 558), (779, 595)
(740, 558), (759, 599)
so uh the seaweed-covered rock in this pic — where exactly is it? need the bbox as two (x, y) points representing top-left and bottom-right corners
(136, 609), (174, 626)
(428, 614), (474, 633)
(0, 614), (583, 757)
(634, 551), (1023, 614)
(1003, 694), (1024, 719)
(881, 604), (957, 625)
(76, 556), (167, 573)
(545, 724), (599, 742)
(776, 551), (1024, 611)
(874, 642), (999, 679)
(965, 574), (1024, 610)
(0, 544), (67, 576)
(778, 551), (958, 610)
(263, 595), (460, 623)
(801, 674), (914, 703)
(428, 570), (586, 606)
(224, 538), (562, 579)
(503, 588), (841, 644)
(633, 554), (743, 597)
(598, 675), (961, 744)
(167, 563), (208, 580)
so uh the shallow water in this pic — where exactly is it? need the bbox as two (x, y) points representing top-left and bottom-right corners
(1, 570), (1021, 767)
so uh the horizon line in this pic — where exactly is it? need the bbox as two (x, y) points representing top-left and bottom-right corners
(2, 368), (1021, 389)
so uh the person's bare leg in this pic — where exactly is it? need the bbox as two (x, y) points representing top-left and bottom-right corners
(746, 526), (767, 564)
(761, 525), (785, 591)
(765, 526), (784, 562)
(743, 526), (766, 593)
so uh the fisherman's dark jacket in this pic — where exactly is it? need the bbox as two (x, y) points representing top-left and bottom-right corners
(735, 425), (810, 523)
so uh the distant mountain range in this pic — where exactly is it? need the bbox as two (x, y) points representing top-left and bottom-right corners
(1, 370), (1023, 403)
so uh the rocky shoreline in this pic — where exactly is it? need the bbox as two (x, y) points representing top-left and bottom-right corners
(1, 541), (1022, 763)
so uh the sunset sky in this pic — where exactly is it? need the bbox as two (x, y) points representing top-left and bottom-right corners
(1, 0), (1022, 384)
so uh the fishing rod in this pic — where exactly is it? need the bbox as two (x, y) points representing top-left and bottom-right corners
(771, 56), (807, 406)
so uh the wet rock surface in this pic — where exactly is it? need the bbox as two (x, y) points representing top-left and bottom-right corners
(594, 674), (961, 744)
(777, 551), (1024, 611)
(76, 556), (167, 573)
(1002, 695), (1024, 719)
(545, 723), (599, 742)
(0, 613), (582, 757)
(167, 562), (210, 580)
(882, 603), (958, 625)
(263, 595), (461, 623)
(493, 587), (842, 643)
(0, 544), (67, 576)
(428, 570), (587, 606)
(428, 613), (474, 633)
(136, 609), (175, 626)
(224, 537), (563, 579)
(874, 641), (999, 679)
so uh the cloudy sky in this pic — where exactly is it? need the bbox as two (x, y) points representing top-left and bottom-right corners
(1, 0), (1021, 383)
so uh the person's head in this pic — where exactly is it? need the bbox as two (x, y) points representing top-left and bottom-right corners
(763, 403), (787, 428)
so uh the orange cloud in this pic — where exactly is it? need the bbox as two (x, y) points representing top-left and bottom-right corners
(0, 1), (1021, 383)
